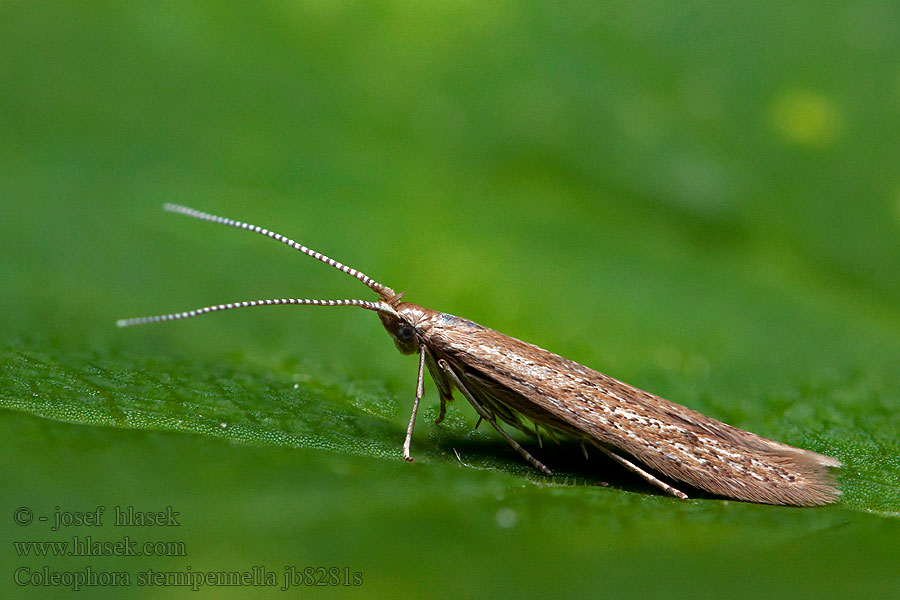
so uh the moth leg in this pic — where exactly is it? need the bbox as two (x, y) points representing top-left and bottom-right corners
(425, 352), (454, 425)
(596, 446), (689, 500)
(402, 345), (427, 462)
(543, 426), (561, 446)
(436, 397), (447, 425)
(437, 359), (553, 477)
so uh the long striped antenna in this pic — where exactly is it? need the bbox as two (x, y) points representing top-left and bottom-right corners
(116, 205), (402, 328)
(162, 203), (396, 301)
(117, 298), (386, 328)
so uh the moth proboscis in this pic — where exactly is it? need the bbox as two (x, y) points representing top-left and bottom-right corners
(118, 204), (841, 506)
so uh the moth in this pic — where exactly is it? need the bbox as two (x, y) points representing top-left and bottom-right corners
(118, 204), (841, 506)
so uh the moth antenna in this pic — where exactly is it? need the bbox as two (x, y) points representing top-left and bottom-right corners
(162, 203), (397, 302)
(116, 298), (386, 328)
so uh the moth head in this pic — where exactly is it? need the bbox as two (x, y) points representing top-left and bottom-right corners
(376, 300), (420, 355)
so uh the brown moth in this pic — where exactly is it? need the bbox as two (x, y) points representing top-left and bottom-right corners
(118, 204), (841, 506)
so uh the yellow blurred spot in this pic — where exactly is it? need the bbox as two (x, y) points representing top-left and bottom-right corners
(768, 89), (843, 148)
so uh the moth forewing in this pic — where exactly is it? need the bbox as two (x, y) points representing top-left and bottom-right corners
(417, 309), (841, 506)
(118, 205), (841, 507)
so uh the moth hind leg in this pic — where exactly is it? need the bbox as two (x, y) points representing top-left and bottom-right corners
(437, 359), (553, 477)
(597, 446), (689, 500)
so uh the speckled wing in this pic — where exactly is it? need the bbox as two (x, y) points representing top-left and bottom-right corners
(422, 312), (840, 506)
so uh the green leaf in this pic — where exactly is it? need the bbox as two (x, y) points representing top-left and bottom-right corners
(2, 2), (900, 598)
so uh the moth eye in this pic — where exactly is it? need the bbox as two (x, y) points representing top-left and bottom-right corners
(397, 324), (415, 342)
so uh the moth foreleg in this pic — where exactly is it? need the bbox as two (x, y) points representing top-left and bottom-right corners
(437, 359), (553, 477)
(596, 446), (689, 500)
(402, 345), (427, 462)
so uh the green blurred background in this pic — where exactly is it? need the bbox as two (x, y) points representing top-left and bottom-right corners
(2, 1), (899, 598)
